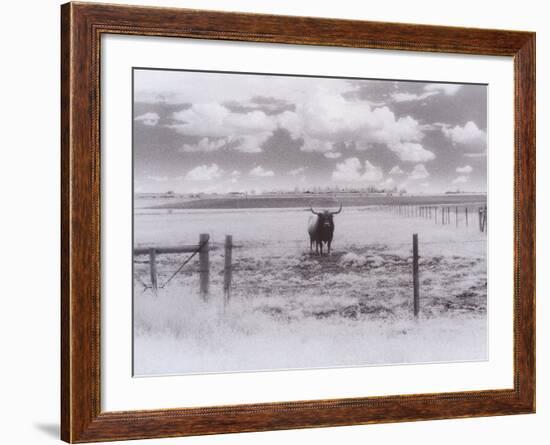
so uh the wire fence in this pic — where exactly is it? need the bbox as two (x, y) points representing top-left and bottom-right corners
(382, 204), (488, 233)
(134, 230), (487, 319)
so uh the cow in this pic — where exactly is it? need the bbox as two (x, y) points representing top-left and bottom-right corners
(308, 203), (342, 255)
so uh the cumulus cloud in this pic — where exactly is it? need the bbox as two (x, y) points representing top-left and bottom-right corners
(301, 138), (334, 153)
(180, 137), (229, 152)
(409, 164), (430, 180)
(362, 161), (384, 182)
(390, 142), (435, 162)
(424, 84), (462, 96)
(389, 165), (405, 175)
(288, 167), (306, 176)
(223, 96), (295, 115)
(185, 164), (223, 181)
(173, 104), (267, 136)
(249, 166), (274, 177)
(135, 112), (160, 126)
(389, 84), (461, 103)
(452, 175), (469, 184)
(332, 158), (361, 182)
(390, 91), (438, 103)
(332, 158), (383, 183)
(456, 165), (473, 174)
(300, 93), (434, 162)
(135, 71), (489, 195)
(171, 104), (299, 153)
(441, 121), (486, 147)
(168, 88), (436, 162)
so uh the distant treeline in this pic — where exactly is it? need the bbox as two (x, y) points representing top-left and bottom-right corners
(150, 194), (487, 210)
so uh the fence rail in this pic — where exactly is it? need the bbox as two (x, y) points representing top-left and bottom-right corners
(134, 245), (204, 255)
(134, 233), (235, 301)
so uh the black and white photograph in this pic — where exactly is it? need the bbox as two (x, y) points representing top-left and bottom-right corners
(132, 68), (488, 376)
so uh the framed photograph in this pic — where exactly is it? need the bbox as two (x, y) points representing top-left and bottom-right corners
(61, 2), (535, 442)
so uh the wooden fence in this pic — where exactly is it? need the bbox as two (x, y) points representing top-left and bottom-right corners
(134, 233), (234, 302)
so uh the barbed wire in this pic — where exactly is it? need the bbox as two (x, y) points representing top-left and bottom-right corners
(134, 272), (151, 293)
(134, 235), (486, 295)
(134, 240), (486, 257)
(206, 239), (487, 251)
(158, 238), (210, 289)
(136, 238), (209, 293)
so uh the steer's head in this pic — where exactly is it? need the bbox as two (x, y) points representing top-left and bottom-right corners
(310, 203), (342, 229)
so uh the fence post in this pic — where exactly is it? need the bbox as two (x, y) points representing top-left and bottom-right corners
(413, 233), (420, 318)
(465, 207), (469, 226)
(199, 233), (210, 300)
(478, 207), (482, 232)
(148, 248), (158, 296)
(224, 235), (233, 304)
(455, 206), (458, 227)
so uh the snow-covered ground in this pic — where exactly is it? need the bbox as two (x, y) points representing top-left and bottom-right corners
(133, 206), (487, 376)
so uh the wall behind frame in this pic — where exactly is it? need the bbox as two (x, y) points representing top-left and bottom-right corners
(0, 0), (545, 444)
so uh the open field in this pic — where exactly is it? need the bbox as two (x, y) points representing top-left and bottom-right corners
(136, 192), (487, 210)
(134, 202), (487, 375)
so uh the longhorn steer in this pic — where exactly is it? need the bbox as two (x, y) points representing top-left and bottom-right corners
(308, 203), (342, 255)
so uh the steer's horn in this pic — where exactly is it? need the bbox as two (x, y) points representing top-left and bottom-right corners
(309, 205), (321, 215)
(330, 203), (343, 215)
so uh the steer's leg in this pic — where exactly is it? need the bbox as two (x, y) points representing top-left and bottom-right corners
(328, 240), (331, 255)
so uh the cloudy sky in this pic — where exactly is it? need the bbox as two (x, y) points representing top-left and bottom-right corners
(133, 68), (487, 194)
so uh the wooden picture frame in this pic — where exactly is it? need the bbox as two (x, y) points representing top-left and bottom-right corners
(61, 2), (535, 442)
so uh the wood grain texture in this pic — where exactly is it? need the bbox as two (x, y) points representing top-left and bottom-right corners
(60, 2), (536, 442)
